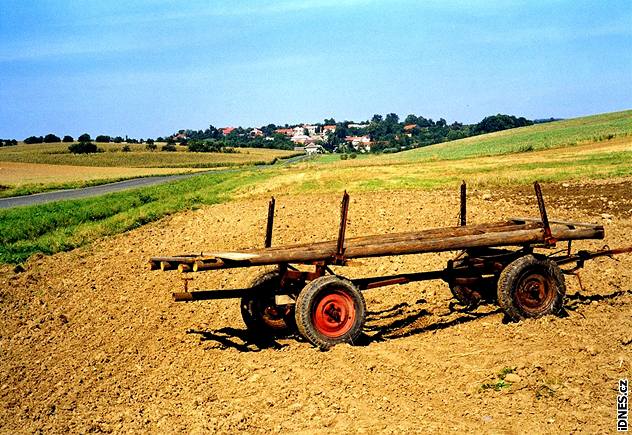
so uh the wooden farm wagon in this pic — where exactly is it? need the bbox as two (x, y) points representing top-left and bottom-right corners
(150, 182), (630, 349)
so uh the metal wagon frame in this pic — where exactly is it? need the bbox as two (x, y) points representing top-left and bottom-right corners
(150, 182), (631, 349)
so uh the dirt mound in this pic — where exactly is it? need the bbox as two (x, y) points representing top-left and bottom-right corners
(1, 180), (631, 433)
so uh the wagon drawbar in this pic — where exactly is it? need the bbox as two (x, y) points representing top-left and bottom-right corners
(150, 182), (632, 349)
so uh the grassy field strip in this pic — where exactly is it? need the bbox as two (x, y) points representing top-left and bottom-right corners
(393, 109), (632, 161)
(0, 170), (270, 264)
(246, 137), (632, 195)
(0, 143), (299, 168)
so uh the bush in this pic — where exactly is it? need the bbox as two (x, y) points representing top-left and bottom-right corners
(113, 136), (124, 143)
(349, 153), (357, 159)
(340, 154), (348, 160)
(44, 133), (61, 143)
(95, 135), (111, 143)
(161, 143), (177, 152)
(187, 140), (221, 153)
(24, 136), (44, 144)
(122, 145), (131, 152)
(78, 133), (91, 142)
(62, 135), (74, 143)
(68, 142), (98, 154)
(146, 142), (157, 151)
(0, 139), (18, 147)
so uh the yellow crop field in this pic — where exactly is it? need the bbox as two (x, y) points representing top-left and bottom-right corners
(0, 161), (208, 186)
(0, 142), (298, 168)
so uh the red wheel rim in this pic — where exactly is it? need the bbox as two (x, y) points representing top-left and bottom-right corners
(312, 290), (356, 338)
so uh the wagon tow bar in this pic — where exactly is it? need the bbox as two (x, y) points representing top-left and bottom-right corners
(552, 245), (632, 270)
(551, 245), (632, 291)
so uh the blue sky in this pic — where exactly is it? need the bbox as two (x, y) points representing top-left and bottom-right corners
(0, 0), (630, 139)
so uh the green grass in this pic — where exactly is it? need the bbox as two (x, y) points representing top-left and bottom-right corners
(389, 109), (632, 161)
(0, 170), (270, 264)
(278, 147), (632, 195)
(480, 367), (516, 392)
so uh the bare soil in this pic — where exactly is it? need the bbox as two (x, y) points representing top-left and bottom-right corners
(1, 180), (631, 433)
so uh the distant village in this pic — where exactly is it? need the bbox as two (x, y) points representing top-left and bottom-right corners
(171, 114), (536, 155)
(175, 123), (376, 155)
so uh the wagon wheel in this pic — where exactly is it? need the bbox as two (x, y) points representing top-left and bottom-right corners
(450, 277), (497, 309)
(295, 276), (366, 349)
(240, 271), (294, 336)
(497, 255), (566, 321)
(450, 284), (483, 309)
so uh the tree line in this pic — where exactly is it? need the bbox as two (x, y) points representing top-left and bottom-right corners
(23, 134), (151, 145)
(321, 113), (533, 153)
(0, 139), (18, 147)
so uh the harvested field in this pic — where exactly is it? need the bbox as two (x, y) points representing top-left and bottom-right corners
(0, 143), (298, 168)
(1, 179), (630, 433)
(0, 162), (207, 187)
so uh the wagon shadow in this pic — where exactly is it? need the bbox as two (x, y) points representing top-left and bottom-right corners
(187, 327), (289, 352)
(187, 289), (632, 351)
(564, 289), (632, 311)
(358, 299), (503, 345)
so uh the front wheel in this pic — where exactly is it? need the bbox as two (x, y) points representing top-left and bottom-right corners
(497, 255), (566, 321)
(295, 276), (366, 349)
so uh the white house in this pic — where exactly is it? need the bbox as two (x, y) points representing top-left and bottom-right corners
(322, 125), (336, 136)
(304, 143), (324, 154)
(345, 135), (372, 152)
(303, 125), (318, 136)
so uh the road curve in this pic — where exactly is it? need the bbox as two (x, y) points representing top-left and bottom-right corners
(0, 154), (310, 210)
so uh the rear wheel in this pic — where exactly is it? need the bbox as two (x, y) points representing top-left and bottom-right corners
(295, 276), (366, 349)
(240, 271), (293, 336)
(497, 255), (565, 321)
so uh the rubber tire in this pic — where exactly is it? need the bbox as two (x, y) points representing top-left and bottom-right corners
(295, 276), (366, 350)
(240, 271), (293, 336)
(497, 255), (566, 321)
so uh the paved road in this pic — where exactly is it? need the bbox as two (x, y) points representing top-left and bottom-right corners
(0, 154), (310, 210)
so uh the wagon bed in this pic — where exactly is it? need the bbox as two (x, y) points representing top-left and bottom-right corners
(150, 218), (603, 272)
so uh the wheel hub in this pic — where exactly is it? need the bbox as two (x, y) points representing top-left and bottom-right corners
(312, 291), (355, 338)
(516, 274), (555, 313)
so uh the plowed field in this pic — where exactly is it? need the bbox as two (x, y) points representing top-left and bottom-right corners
(1, 179), (631, 433)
